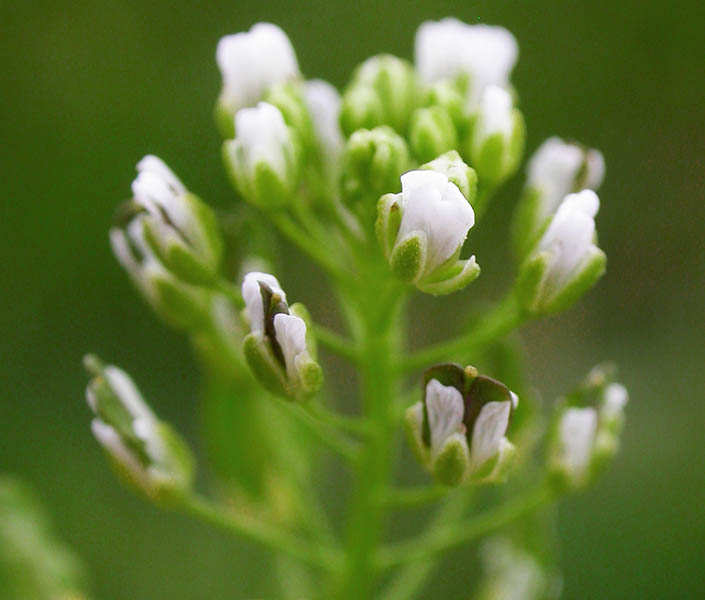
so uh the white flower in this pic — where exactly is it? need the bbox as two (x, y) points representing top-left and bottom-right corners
(473, 85), (514, 147)
(415, 18), (518, 107)
(537, 189), (599, 294)
(235, 102), (291, 177)
(558, 407), (598, 477)
(216, 23), (299, 113)
(425, 379), (465, 458)
(396, 170), (475, 275)
(273, 313), (308, 381)
(241, 271), (286, 334)
(602, 383), (629, 421)
(304, 79), (344, 163)
(527, 137), (605, 220)
(471, 400), (513, 470)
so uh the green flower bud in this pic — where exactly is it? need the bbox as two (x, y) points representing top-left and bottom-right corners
(110, 216), (212, 332)
(376, 166), (480, 295)
(516, 190), (606, 315)
(423, 80), (470, 137)
(264, 80), (317, 152)
(469, 85), (525, 188)
(420, 150), (477, 205)
(548, 364), (628, 490)
(128, 155), (223, 285)
(405, 364), (518, 486)
(408, 106), (458, 163)
(241, 272), (322, 401)
(341, 126), (410, 215)
(84, 356), (195, 504)
(223, 102), (301, 208)
(339, 54), (418, 137)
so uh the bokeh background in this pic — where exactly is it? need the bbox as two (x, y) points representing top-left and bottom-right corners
(1, 1), (703, 598)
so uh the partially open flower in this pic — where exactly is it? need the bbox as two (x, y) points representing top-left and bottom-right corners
(215, 23), (300, 136)
(514, 137), (605, 258)
(517, 190), (606, 315)
(405, 363), (518, 486)
(223, 102), (301, 207)
(415, 18), (518, 108)
(549, 365), (628, 489)
(241, 272), (322, 401)
(84, 356), (194, 503)
(376, 162), (479, 295)
(128, 155), (223, 285)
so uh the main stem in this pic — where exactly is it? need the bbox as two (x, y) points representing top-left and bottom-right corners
(336, 264), (403, 598)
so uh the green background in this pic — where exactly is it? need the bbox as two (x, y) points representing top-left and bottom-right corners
(1, 0), (703, 598)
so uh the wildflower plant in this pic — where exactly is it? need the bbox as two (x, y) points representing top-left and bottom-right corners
(84, 17), (628, 598)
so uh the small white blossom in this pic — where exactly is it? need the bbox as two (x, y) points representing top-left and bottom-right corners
(235, 102), (291, 178)
(527, 137), (605, 221)
(396, 170), (475, 275)
(558, 407), (599, 477)
(425, 379), (465, 458)
(216, 23), (299, 113)
(415, 18), (518, 107)
(273, 312), (308, 381)
(537, 190), (599, 294)
(242, 271), (287, 334)
(304, 79), (344, 164)
(473, 85), (514, 148)
(471, 400), (512, 470)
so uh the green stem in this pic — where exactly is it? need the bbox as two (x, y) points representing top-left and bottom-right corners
(181, 493), (342, 572)
(311, 324), (361, 363)
(379, 484), (449, 509)
(307, 402), (372, 436)
(376, 483), (556, 569)
(380, 488), (475, 600)
(401, 291), (525, 373)
(335, 277), (404, 598)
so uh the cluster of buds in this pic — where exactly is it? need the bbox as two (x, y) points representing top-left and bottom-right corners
(110, 156), (225, 331)
(549, 365), (628, 490)
(84, 356), (195, 503)
(376, 152), (480, 295)
(405, 363), (518, 486)
(241, 272), (322, 401)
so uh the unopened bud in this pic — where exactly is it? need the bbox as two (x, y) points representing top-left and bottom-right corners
(408, 106), (458, 163)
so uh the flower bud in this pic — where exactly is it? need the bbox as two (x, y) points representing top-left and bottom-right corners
(415, 18), (518, 108)
(420, 150), (477, 205)
(405, 364), (518, 486)
(408, 106), (458, 163)
(514, 137), (605, 259)
(422, 80), (470, 136)
(223, 102), (301, 207)
(469, 85), (525, 188)
(130, 155), (223, 285)
(110, 216), (211, 331)
(339, 55), (418, 137)
(516, 190), (606, 315)
(215, 23), (300, 137)
(303, 79), (345, 172)
(241, 272), (322, 401)
(376, 166), (480, 295)
(549, 365), (628, 490)
(84, 356), (195, 503)
(341, 126), (410, 214)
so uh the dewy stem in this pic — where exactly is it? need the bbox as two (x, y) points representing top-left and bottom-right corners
(335, 265), (405, 598)
(401, 291), (526, 373)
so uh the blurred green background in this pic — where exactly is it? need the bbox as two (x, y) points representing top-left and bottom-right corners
(1, 0), (703, 598)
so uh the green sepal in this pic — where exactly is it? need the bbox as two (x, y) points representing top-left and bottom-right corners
(404, 402), (431, 468)
(515, 251), (551, 314)
(375, 193), (402, 259)
(432, 433), (470, 487)
(471, 109), (526, 187)
(149, 273), (210, 332)
(409, 106), (458, 163)
(541, 247), (606, 314)
(420, 150), (477, 206)
(469, 438), (516, 485)
(390, 232), (425, 283)
(214, 95), (235, 139)
(264, 80), (316, 152)
(417, 256), (480, 296)
(243, 332), (289, 397)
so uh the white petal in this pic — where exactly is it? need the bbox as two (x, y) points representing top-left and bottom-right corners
(425, 379), (465, 457)
(216, 23), (299, 110)
(602, 383), (628, 419)
(475, 85), (514, 141)
(584, 149), (605, 190)
(559, 407), (598, 475)
(304, 79), (344, 161)
(242, 271), (286, 334)
(397, 170), (475, 273)
(235, 102), (290, 177)
(471, 400), (511, 469)
(136, 155), (185, 195)
(103, 366), (155, 422)
(273, 313), (307, 380)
